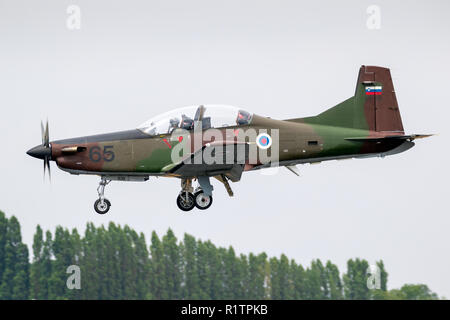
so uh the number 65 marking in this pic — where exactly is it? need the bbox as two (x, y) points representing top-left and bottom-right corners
(89, 146), (115, 162)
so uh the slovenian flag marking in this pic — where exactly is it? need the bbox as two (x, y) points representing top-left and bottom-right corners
(365, 86), (382, 95)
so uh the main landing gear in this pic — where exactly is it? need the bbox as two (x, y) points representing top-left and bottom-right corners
(194, 190), (213, 210)
(176, 192), (195, 211)
(177, 178), (214, 212)
(94, 177), (111, 214)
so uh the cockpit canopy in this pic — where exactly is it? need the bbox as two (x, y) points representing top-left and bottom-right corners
(138, 105), (253, 136)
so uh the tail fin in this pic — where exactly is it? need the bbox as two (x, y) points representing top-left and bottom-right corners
(294, 66), (405, 133)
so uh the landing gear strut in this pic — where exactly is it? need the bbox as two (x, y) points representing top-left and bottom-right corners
(94, 177), (111, 214)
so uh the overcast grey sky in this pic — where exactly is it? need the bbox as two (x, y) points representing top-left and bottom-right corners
(1, 0), (449, 297)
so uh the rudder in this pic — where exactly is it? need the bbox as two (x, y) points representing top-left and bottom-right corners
(355, 65), (404, 133)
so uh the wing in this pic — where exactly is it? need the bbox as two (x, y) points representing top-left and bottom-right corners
(167, 141), (249, 181)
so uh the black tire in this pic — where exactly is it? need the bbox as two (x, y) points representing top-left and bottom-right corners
(176, 192), (195, 211)
(94, 199), (111, 214)
(194, 191), (213, 210)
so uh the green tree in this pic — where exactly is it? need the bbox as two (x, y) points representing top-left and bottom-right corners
(397, 284), (439, 300)
(222, 246), (245, 299)
(0, 211), (8, 288)
(343, 258), (370, 300)
(0, 216), (29, 299)
(131, 230), (151, 299)
(150, 231), (166, 299)
(248, 253), (267, 299)
(290, 260), (306, 299)
(30, 225), (44, 299)
(98, 225), (109, 298)
(325, 261), (343, 299)
(12, 243), (29, 300)
(0, 211), (444, 301)
(121, 226), (138, 299)
(104, 223), (122, 299)
(278, 254), (293, 299)
(183, 234), (200, 299)
(80, 223), (100, 299)
(237, 254), (250, 299)
(30, 230), (53, 299)
(162, 229), (181, 299)
(204, 241), (223, 299)
(312, 259), (328, 299)
(304, 261), (323, 299)
(48, 226), (75, 299)
(377, 260), (388, 291)
(268, 257), (280, 299)
(196, 240), (211, 299)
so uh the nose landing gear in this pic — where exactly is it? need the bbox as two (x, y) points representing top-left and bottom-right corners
(94, 177), (111, 214)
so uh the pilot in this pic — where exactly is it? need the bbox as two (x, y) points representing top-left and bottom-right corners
(168, 117), (180, 133)
(181, 114), (194, 130)
(236, 110), (251, 125)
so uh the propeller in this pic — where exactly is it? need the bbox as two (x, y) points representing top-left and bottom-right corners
(27, 120), (52, 181)
(41, 120), (51, 180)
(42, 120), (51, 181)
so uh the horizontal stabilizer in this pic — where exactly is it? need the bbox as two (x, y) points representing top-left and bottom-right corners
(345, 134), (433, 142)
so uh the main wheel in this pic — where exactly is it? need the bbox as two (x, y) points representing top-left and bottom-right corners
(194, 191), (213, 210)
(94, 198), (111, 214)
(176, 192), (195, 211)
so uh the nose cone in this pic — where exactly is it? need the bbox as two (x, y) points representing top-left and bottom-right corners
(27, 145), (52, 160)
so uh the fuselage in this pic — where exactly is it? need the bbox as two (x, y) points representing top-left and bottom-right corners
(43, 114), (409, 178)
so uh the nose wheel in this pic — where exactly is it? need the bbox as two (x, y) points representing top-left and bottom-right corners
(94, 198), (111, 214)
(94, 177), (111, 214)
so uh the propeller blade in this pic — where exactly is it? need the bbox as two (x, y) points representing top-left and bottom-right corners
(44, 120), (49, 147)
(45, 157), (51, 182)
(43, 156), (47, 180)
(43, 157), (51, 182)
(41, 121), (45, 145)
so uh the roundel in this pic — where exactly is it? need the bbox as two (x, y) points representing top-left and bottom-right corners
(256, 133), (272, 149)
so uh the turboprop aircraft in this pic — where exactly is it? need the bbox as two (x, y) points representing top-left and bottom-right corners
(27, 66), (431, 214)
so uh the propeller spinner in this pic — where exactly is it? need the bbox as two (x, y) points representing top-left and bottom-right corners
(27, 120), (52, 180)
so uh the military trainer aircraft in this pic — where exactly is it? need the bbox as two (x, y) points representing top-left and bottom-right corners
(27, 66), (431, 214)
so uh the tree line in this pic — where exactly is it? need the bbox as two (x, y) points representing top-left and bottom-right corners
(0, 210), (440, 300)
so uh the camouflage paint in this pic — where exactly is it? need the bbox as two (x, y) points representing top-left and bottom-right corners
(45, 66), (417, 180)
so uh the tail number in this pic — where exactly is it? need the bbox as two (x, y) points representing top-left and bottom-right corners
(89, 146), (115, 162)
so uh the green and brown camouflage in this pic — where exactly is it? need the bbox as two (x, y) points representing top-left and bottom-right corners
(26, 66), (431, 211)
